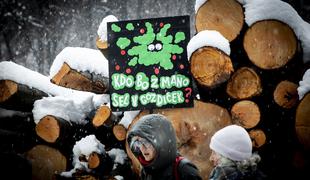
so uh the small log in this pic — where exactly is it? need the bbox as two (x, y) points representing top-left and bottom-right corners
(231, 100), (260, 129)
(113, 124), (127, 141)
(195, 0), (244, 42)
(35, 115), (72, 144)
(88, 152), (101, 169)
(226, 67), (262, 99)
(243, 20), (297, 69)
(51, 63), (109, 94)
(273, 80), (298, 108)
(249, 129), (266, 148)
(25, 144), (67, 180)
(0, 80), (48, 111)
(295, 93), (310, 150)
(190, 47), (234, 88)
(92, 106), (117, 128)
(96, 37), (108, 58)
(126, 100), (232, 179)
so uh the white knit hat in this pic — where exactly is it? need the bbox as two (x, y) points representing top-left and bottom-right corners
(210, 125), (252, 161)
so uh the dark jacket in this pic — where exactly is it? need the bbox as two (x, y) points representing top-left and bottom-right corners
(209, 164), (267, 180)
(127, 114), (202, 180)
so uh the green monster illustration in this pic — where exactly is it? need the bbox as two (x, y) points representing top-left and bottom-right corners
(112, 22), (185, 70)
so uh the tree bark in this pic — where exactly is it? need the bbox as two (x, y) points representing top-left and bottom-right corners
(243, 20), (297, 69)
(126, 100), (232, 179)
(273, 80), (298, 108)
(195, 0), (244, 42)
(51, 63), (109, 94)
(0, 80), (48, 111)
(190, 47), (234, 89)
(226, 67), (262, 99)
(231, 100), (260, 129)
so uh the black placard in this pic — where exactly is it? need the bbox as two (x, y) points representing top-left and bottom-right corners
(107, 15), (193, 111)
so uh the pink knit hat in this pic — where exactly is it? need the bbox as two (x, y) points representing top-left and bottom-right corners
(210, 125), (252, 161)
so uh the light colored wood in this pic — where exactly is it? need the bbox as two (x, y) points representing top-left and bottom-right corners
(273, 80), (298, 108)
(231, 100), (260, 129)
(226, 67), (262, 99)
(295, 93), (310, 150)
(96, 37), (108, 49)
(126, 100), (232, 180)
(0, 80), (18, 102)
(88, 152), (100, 169)
(249, 129), (266, 148)
(25, 145), (67, 180)
(113, 124), (127, 141)
(92, 105), (112, 127)
(195, 0), (244, 41)
(243, 20), (297, 69)
(190, 47), (234, 88)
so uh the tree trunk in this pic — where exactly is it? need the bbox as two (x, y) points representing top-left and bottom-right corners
(35, 115), (72, 144)
(195, 0), (244, 42)
(243, 20), (297, 69)
(0, 80), (48, 111)
(249, 129), (266, 148)
(25, 144), (67, 180)
(126, 100), (232, 179)
(226, 67), (262, 99)
(231, 100), (260, 129)
(51, 63), (109, 94)
(190, 47), (234, 89)
(295, 93), (310, 150)
(273, 80), (298, 108)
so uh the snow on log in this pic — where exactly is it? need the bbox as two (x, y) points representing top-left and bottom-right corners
(187, 30), (233, 89)
(249, 129), (266, 148)
(126, 100), (232, 179)
(295, 93), (310, 150)
(243, 20), (297, 69)
(231, 100), (260, 129)
(50, 47), (109, 94)
(243, 0), (310, 63)
(226, 67), (262, 99)
(195, 0), (244, 42)
(273, 80), (298, 109)
(297, 69), (310, 100)
(25, 145), (67, 180)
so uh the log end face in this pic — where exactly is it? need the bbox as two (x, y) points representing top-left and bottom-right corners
(0, 80), (18, 102)
(35, 116), (60, 143)
(274, 80), (298, 109)
(249, 129), (266, 148)
(92, 106), (112, 127)
(113, 124), (127, 141)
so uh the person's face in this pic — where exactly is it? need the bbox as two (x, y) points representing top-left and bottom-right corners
(210, 150), (221, 167)
(132, 136), (156, 161)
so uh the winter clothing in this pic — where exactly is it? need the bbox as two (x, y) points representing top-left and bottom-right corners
(127, 114), (202, 180)
(209, 125), (267, 180)
(210, 125), (252, 161)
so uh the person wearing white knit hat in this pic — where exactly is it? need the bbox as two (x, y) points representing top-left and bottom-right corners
(208, 125), (267, 180)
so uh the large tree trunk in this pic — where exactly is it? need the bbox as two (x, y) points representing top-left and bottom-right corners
(126, 100), (232, 179)
(190, 47), (234, 89)
(243, 20), (297, 70)
(0, 80), (48, 111)
(195, 0), (244, 42)
(51, 63), (109, 94)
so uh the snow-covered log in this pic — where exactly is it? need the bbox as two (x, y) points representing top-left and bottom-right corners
(126, 100), (232, 179)
(243, 20), (297, 70)
(226, 67), (262, 99)
(195, 0), (244, 42)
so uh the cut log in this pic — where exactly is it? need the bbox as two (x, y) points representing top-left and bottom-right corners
(231, 100), (260, 129)
(249, 129), (266, 148)
(273, 80), (298, 108)
(195, 0), (244, 42)
(51, 62), (109, 94)
(295, 93), (310, 150)
(25, 144), (67, 180)
(35, 115), (72, 144)
(126, 100), (232, 179)
(88, 152), (101, 169)
(92, 106), (117, 128)
(190, 47), (234, 88)
(0, 80), (48, 111)
(113, 124), (127, 141)
(226, 67), (262, 99)
(96, 37), (108, 58)
(243, 20), (297, 69)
